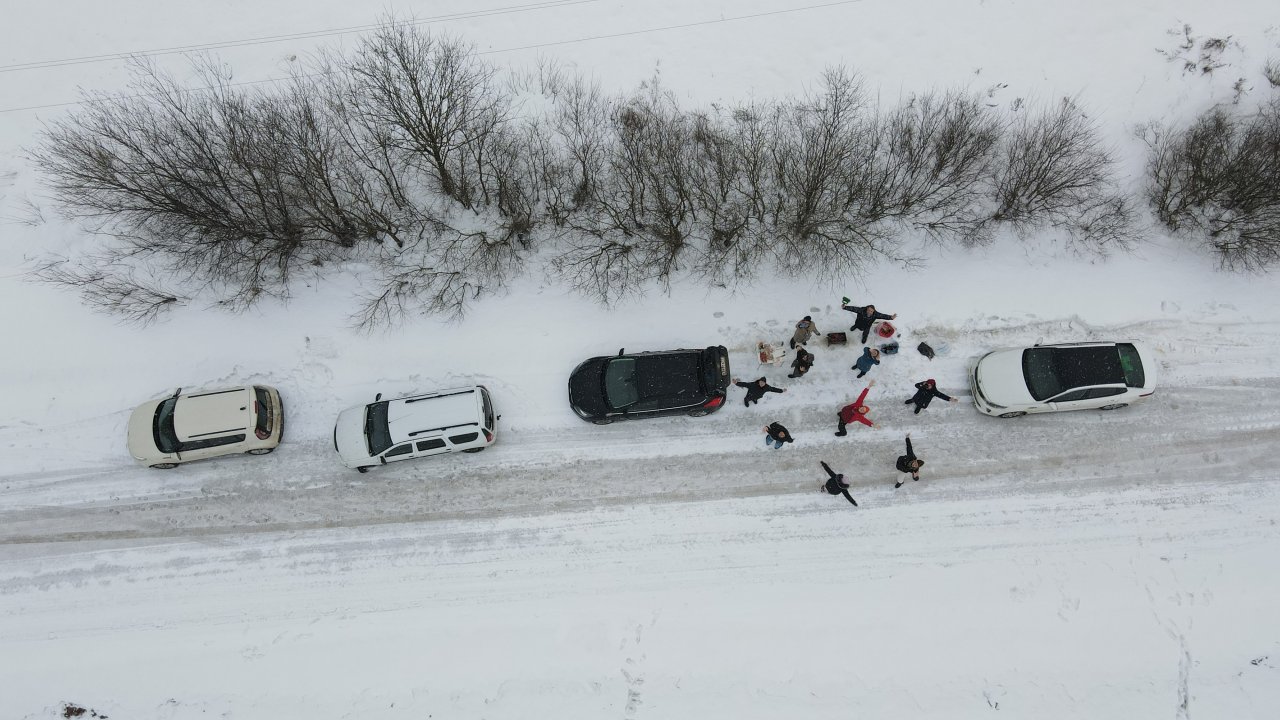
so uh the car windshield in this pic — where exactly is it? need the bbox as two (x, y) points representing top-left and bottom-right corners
(603, 357), (639, 409)
(1022, 348), (1064, 401)
(152, 397), (181, 454)
(364, 401), (393, 456)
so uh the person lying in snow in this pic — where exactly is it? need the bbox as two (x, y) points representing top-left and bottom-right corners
(734, 377), (787, 407)
(895, 434), (925, 488)
(841, 302), (897, 344)
(789, 316), (820, 349)
(836, 381), (875, 436)
(904, 379), (959, 414)
(852, 347), (880, 378)
(819, 461), (858, 506)
(764, 422), (794, 449)
(788, 348), (815, 378)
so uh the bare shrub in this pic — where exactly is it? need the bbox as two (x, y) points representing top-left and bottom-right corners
(1144, 99), (1280, 270)
(28, 58), (389, 307)
(30, 257), (186, 325)
(1263, 58), (1280, 88)
(991, 98), (1134, 250)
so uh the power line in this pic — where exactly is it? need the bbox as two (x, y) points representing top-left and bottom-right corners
(0, 0), (864, 115)
(0, 0), (598, 74)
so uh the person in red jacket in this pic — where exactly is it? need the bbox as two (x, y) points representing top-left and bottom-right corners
(835, 380), (875, 436)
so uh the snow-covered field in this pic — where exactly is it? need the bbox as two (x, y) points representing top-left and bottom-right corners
(2, 1), (1279, 718)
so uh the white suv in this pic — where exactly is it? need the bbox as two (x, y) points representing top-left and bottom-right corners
(126, 385), (284, 468)
(333, 385), (497, 472)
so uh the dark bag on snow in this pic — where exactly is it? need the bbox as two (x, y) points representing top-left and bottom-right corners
(879, 341), (900, 355)
(917, 342), (935, 360)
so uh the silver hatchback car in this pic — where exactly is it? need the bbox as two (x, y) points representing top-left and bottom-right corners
(126, 385), (283, 468)
(971, 342), (1157, 418)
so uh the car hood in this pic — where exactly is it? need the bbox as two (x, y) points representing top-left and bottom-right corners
(568, 358), (610, 417)
(334, 405), (373, 467)
(126, 398), (166, 461)
(976, 349), (1036, 406)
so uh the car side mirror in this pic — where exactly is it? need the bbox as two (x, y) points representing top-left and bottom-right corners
(618, 348), (625, 356)
(380, 456), (387, 465)
(171, 387), (183, 398)
(375, 393), (383, 401)
(1034, 337), (1043, 347)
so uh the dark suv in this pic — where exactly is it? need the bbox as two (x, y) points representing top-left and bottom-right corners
(568, 346), (731, 424)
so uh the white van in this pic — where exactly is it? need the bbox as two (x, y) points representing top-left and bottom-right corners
(333, 385), (497, 472)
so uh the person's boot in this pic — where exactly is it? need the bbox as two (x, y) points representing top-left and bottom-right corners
(834, 430), (846, 437)
(894, 481), (903, 489)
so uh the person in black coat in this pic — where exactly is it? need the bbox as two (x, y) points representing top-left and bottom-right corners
(764, 422), (794, 449)
(818, 461), (858, 506)
(734, 376), (786, 406)
(904, 378), (959, 414)
(788, 348), (815, 379)
(841, 302), (897, 344)
(895, 434), (924, 488)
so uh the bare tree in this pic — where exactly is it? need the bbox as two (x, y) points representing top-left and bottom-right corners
(1144, 99), (1280, 270)
(991, 98), (1134, 250)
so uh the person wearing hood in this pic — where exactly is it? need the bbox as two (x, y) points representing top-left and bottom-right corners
(818, 461), (858, 506)
(904, 379), (959, 414)
(734, 377), (787, 407)
(852, 346), (880, 378)
(841, 302), (897, 344)
(789, 316), (821, 349)
(895, 434), (925, 488)
(836, 381), (875, 436)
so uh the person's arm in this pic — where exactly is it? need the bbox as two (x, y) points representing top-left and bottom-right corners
(766, 384), (785, 394)
(854, 386), (869, 406)
(735, 381), (750, 389)
(904, 436), (915, 460)
(915, 381), (928, 391)
(854, 414), (874, 427)
(841, 304), (859, 313)
(935, 389), (953, 402)
(841, 489), (858, 506)
(821, 461), (836, 479)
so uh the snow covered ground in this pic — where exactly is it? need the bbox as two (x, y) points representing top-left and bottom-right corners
(2, 1), (1280, 718)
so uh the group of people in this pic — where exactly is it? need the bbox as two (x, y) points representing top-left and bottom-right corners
(734, 300), (955, 508)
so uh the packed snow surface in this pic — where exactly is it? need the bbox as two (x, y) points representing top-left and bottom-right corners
(2, 1), (1279, 718)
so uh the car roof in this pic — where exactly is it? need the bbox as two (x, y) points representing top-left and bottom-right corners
(630, 354), (703, 398)
(1038, 345), (1125, 387)
(174, 387), (253, 441)
(386, 387), (481, 444)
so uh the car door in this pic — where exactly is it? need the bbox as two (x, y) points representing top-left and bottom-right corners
(179, 433), (247, 462)
(1081, 386), (1129, 409)
(1044, 388), (1092, 413)
(414, 437), (449, 458)
(381, 442), (415, 464)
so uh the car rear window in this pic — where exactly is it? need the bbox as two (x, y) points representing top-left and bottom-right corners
(449, 432), (479, 445)
(1116, 344), (1146, 387)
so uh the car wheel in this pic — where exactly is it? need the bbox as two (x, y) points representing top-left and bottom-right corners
(149, 463), (178, 469)
(998, 411), (1027, 418)
(462, 447), (486, 453)
(591, 418), (614, 425)
(247, 447), (274, 455)
(1099, 403), (1128, 411)
(356, 466), (370, 474)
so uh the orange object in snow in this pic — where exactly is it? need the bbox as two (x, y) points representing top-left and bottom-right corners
(876, 321), (896, 338)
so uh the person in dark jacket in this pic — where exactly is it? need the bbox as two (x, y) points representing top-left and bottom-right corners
(734, 377), (787, 406)
(819, 461), (858, 506)
(842, 302), (897, 344)
(788, 348), (815, 379)
(895, 433), (924, 488)
(835, 380), (875, 435)
(852, 347), (881, 378)
(764, 422), (793, 449)
(904, 378), (959, 414)
(789, 316), (821, 349)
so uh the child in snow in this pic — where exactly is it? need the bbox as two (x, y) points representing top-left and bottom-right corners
(841, 302), (897, 345)
(764, 422), (793, 449)
(836, 380), (875, 436)
(788, 348), (815, 379)
(819, 461), (858, 506)
(789, 316), (821, 349)
(895, 434), (924, 488)
(904, 379), (959, 414)
(734, 377), (787, 407)
(852, 347), (880, 378)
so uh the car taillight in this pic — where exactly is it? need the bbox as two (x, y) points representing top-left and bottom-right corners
(702, 395), (724, 409)
(482, 429), (493, 442)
